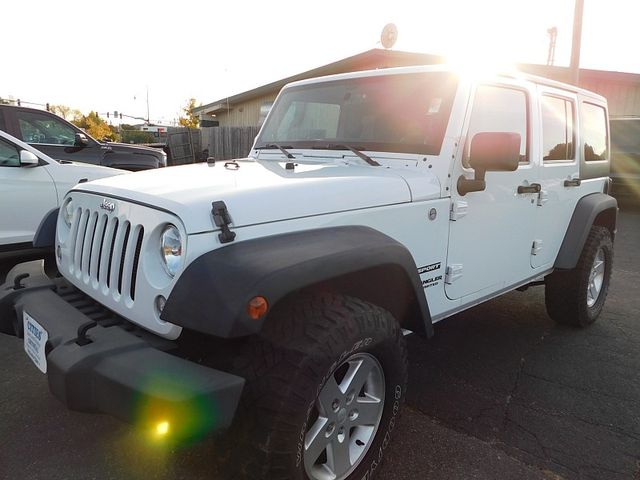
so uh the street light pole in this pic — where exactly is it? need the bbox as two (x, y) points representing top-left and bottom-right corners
(569, 0), (585, 85)
(146, 86), (150, 124)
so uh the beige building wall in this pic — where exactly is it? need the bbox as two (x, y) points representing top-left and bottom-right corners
(213, 93), (279, 127)
(580, 79), (640, 117)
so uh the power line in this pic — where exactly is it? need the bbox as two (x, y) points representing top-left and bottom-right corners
(1, 95), (176, 125)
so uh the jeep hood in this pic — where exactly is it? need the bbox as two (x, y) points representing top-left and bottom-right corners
(76, 159), (438, 234)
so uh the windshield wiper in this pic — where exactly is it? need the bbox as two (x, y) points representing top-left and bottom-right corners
(261, 143), (296, 159)
(320, 144), (380, 166)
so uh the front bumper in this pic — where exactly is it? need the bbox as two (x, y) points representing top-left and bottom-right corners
(0, 261), (244, 438)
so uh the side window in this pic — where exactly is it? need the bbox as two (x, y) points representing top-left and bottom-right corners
(465, 85), (528, 166)
(16, 110), (76, 146)
(581, 103), (608, 161)
(0, 110), (6, 132)
(0, 138), (21, 167)
(542, 95), (575, 161)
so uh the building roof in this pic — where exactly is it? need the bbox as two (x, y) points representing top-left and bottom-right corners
(194, 49), (444, 115)
(194, 48), (640, 116)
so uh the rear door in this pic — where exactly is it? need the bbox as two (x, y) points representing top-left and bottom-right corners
(0, 137), (58, 247)
(531, 88), (580, 269)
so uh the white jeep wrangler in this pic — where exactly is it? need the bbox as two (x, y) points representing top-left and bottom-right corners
(1, 66), (617, 480)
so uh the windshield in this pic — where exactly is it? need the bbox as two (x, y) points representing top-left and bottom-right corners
(255, 72), (458, 156)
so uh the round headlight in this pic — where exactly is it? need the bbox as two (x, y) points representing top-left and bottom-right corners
(62, 199), (74, 227)
(160, 225), (183, 277)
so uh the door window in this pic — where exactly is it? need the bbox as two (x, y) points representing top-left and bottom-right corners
(0, 138), (21, 167)
(0, 110), (6, 132)
(465, 85), (529, 166)
(581, 103), (608, 161)
(16, 110), (76, 146)
(542, 96), (575, 161)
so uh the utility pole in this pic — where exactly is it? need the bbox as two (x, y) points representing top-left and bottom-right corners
(569, 0), (585, 85)
(547, 27), (558, 66)
(146, 86), (150, 124)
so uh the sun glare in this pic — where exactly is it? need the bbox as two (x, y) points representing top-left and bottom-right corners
(442, 25), (519, 78)
(154, 420), (170, 437)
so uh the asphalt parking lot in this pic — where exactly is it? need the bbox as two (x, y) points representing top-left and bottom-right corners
(1, 205), (638, 480)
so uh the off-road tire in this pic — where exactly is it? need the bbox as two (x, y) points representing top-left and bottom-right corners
(545, 226), (613, 327)
(229, 293), (408, 480)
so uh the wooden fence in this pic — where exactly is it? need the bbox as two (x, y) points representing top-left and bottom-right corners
(201, 126), (261, 161)
(166, 126), (260, 165)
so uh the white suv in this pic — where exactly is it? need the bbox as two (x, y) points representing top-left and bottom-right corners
(0, 130), (125, 255)
(1, 66), (617, 480)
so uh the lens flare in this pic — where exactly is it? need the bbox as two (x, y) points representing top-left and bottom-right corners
(135, 371), (218, 445)
(155, 421), (170, 437)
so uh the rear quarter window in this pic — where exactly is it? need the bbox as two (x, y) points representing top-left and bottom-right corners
(581, 102), (608, 161)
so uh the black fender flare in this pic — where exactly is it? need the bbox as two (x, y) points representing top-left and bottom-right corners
(554, 193), (618, 269)
(32, 208), (59, 248)
(161, 226), (433, 338)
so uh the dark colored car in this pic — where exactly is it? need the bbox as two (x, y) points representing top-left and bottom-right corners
(610, 116), (640, 198)
(0, 105), (166, 171)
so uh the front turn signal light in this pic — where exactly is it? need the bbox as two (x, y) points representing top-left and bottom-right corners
(247, 296), (269, 320)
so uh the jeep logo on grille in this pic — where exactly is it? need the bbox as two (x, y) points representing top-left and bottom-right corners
(100, 199), (116, 212)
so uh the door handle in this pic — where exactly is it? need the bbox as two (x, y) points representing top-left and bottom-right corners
(564, 178), (581, 187)
(517, 183), (541, 194)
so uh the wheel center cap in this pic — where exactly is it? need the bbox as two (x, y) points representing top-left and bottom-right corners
(337, 407), (347, 424)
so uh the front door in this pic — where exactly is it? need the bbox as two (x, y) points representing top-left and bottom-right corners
(0, 138), (57, 247)
(446, 82), (539, 300)
(13, 108), (103, 165)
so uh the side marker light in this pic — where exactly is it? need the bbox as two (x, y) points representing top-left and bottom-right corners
(247, 296), (269, 320)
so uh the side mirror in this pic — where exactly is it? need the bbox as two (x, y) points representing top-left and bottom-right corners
(75, 133), (89, 147)
(19, 150), (39, 167)
(458, 132), (521, 196)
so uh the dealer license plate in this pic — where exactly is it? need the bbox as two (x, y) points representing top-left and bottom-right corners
(23, 312), (48, 373)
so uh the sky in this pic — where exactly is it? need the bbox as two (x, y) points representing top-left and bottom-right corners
(2, 0), (638, 125)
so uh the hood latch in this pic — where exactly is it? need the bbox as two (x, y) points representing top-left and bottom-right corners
(211, 201), (236, 244)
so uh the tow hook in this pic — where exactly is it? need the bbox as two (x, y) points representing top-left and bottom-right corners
(75, 320), (98, 346)
(13, 273), (29, 290)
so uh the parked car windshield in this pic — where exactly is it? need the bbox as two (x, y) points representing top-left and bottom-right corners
(255, 72), (458, 156)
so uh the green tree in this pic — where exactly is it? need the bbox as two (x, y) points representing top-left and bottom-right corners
(120, 130), (155, 144)
(72, 111), (118, 141)
(178, 98), (200, 128)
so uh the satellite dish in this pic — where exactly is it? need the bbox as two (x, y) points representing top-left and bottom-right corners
(381, 23), (398, 49)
